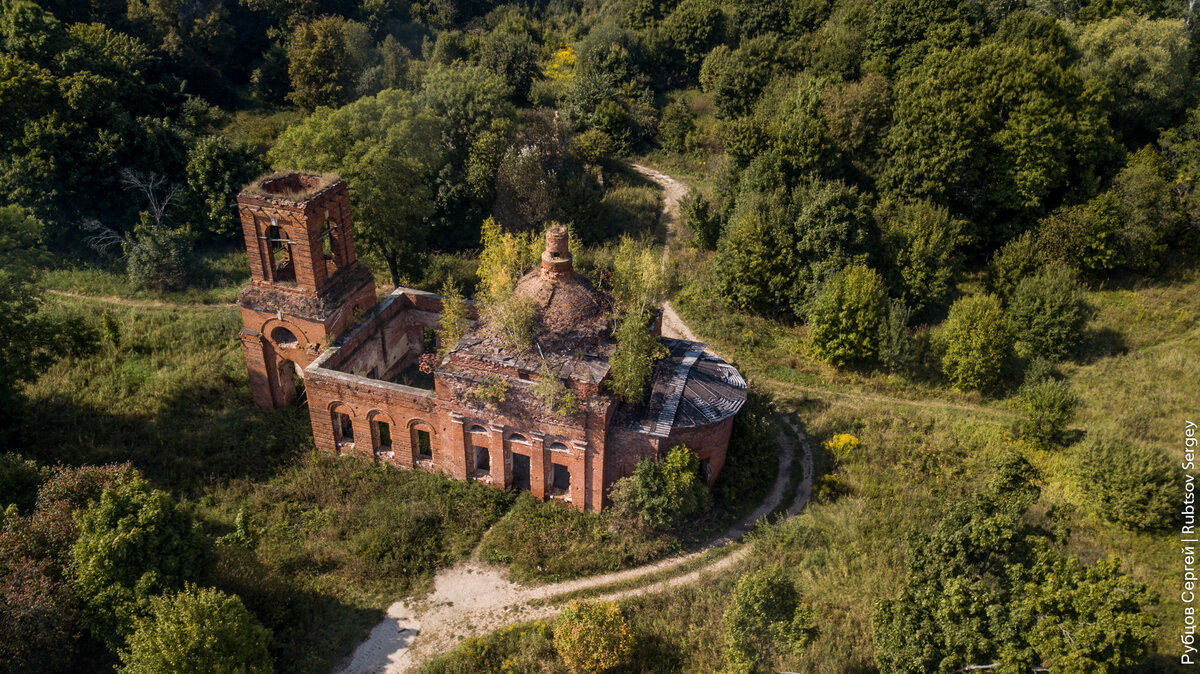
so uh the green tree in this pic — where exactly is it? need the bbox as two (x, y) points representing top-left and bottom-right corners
(1111, 145), (1182, 271)
(271, 89), (445, 286)
(874, 453), (1159, 673)
(609, 311), (667, 405)
(660, 0), (725, 83)
(119, 585), (272, 674)
(286, 16), (372, 110)
(1013, 377), (1078, 450)
(1036, 193), (1124, 277)
(883, 24), (1118, 245)
(72, 476), (207, 649)
(1077, 15), (1190, 140)
(608, 445), (712, 529)
(876, 199), (965, 313)
(698, 34), (787, 118)
(1074, 434), (1180, 531)
(935, 294), (1011, 391)
(553, 601), (633, 674)
(681, 192), (719, 250)
(436, 280), (468, 359)
(657, 100), (694, 153)
(479, 20), (540, 104)
(1006, 266), (1091, 361)
(807, 264), (887, 366)
(877, 300), (919, 375)
(819, 73), (892, 180)
(0, 453), (44, 514)
(986, 229), (1045, 298)
(0, 207), (63, 420)
(608, 236), (669, 404)
(184, 135), (262, 240)
(863, 0), (976, 75)
(724, 566), (814, 673)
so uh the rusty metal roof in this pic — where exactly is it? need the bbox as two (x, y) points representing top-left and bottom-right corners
(616, 338), (748, 437)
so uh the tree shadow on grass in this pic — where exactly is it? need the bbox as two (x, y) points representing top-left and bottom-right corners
(18, 378), (311, 495)
(1074, 326), (1128, 364)
(212, 541), (382, 674)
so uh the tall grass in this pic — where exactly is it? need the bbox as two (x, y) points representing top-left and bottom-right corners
(17, 297), (516, 672)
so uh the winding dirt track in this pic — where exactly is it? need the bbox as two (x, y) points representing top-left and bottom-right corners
(333, 165), (815, 674)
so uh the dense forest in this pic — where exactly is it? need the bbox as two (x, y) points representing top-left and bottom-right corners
(1, 0), (1198, 671)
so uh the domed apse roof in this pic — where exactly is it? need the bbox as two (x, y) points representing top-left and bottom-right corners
(513, 226), (612, 347)
(616, 338), (748, 435)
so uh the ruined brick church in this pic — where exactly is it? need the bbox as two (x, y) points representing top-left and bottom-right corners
(236, 172), (747, 511)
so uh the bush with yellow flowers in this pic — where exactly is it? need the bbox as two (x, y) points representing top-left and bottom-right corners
(553, 600), (633, 674)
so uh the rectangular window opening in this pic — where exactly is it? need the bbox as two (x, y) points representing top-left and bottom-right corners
(474, 446), (490, 474)
(376, 421), (391, 449)
(321, 226), (339, 271)
(552, 464), (570, 495)
(416, 429), (432, 460)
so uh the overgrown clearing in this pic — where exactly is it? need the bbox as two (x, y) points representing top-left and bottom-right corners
(418, 194), (1199, 674)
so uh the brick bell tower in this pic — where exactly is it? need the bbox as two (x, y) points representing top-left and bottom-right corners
(236, 173), (377, 408)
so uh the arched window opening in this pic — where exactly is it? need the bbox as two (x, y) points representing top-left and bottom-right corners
(508, 433), (529, 444)
(333, 410), (354, 443)
(271, 326), (299, 348)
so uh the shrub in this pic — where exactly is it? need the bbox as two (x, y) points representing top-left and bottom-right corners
(72, 476), (208, 648)
(987, 229), (1045, 299)
(724, 566), (814, 673)
(1013, 378), (1078, 450)
(807, 264), (887, 366)
(608, 445), (712, 529)
(124, 218), (193, 293)
(486, 293), (537, 352)
(119, 585), (272, 674)
(477, 493), (671, 583)
(658, 101), (695, 152)
(573, 129), (615, 166)
(935, 294), (1011, 391)
(1006, 266), (1091, 361)
(681, 192), (720, 250)
(877, 199), (965, 313)
(0, 453), (44, 514)
(877, 299), (917, 375)
(608, 310), (667, 405)
(715, 388), (777, 510)
(0, 558), (83, 673)
(1074, 434), (1180, 531)
(553, 600), (633, 674)
(1036, 194), (1122, 277)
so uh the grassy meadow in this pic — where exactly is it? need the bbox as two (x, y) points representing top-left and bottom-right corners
(422, 242), (1199, 672)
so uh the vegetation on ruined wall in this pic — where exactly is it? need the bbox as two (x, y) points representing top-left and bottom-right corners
(478, 391), (779, 583)
(4, 0), (1200, 670)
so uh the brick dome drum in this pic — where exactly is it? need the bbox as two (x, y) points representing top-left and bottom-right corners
(513, 226), (611, 346)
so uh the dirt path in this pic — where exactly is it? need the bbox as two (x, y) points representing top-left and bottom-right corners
(335, 163), (820, 674)
(627, 164), (1010, 422)
(44, 288), (237, 310)
(337, 422), (808, 674)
